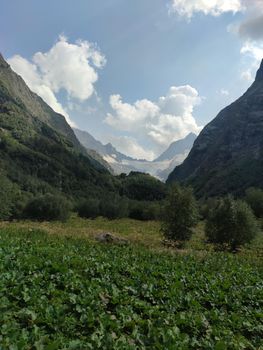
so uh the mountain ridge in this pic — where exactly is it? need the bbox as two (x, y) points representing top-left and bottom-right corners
(74, 127), (196, 180)
(168, 59), (263, 197)
(154, 133), (196, 162)
(0, 53), (117, 214)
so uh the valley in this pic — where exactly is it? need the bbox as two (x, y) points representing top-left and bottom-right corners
(1, 2), (263, 348)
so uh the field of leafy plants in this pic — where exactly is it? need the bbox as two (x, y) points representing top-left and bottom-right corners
(0, 226), (262, 349)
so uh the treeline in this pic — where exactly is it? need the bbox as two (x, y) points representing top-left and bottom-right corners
(0, 171), (166, 222)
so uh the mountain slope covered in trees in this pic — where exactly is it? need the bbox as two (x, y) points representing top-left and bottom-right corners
(0, 54), (167, 218)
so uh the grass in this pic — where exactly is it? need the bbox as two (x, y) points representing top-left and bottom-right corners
(0, 216), (162, 248)
(0, 217), (262, 349)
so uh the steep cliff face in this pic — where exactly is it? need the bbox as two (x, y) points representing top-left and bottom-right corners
(168, 60), (263, 198)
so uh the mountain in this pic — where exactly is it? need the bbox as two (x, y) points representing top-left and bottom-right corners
(0, 54), (82, 151)
(73, 128), (133, 162)
(74, 128), (195, 180)
(155, 133), (196, 162)
(0, 53), (116, 211)
(0, 53), (167, 221)
(168, 59), (263, 198)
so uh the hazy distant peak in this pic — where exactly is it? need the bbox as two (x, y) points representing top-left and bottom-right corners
(154, 133), (197, 162)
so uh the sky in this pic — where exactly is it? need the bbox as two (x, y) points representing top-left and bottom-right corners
(1, 0), (263, 160)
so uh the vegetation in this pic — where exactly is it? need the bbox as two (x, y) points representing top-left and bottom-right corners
(23, 194), (71, 222)
(161, 184), (199, 245)
(245, 187), (263, 218)
(128, 200), (161, 221)
(1, 49), (263, 349)
(119, 172), (167, 201)
(205, 196), (258, 251)
(0, 61), (166, 222)
(0, 225), (262, 349)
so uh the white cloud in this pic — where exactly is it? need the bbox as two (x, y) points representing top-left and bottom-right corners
(105, 85), (202, 153)
(169, 0), (244, 19)
(240, 41), (263, 81)
(241, 41), (263, 62)
(105, 95), (159, 131)
(8, 35), (105, 127)
(240, 69), (253, 81)
(109, 136), (156, 160)
(8, 54), (73, 125)
(220, 89), (230, 96)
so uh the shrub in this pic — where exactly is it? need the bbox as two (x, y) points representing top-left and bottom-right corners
(245, 187), (263, 218)
(23, 194), (71, 222)
(161, 184), (199, 244)
(128, 201), (145, 220)
(0, 175), (28, 220)
(129, 201), (161, 221)
(205, 196), (258, 251)
(119, 172), (167, 201)
(77, 198), (100, 219)
(99, 196), (129, 220)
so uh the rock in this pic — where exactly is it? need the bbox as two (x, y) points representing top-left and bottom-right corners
(95, 232), (129, 245)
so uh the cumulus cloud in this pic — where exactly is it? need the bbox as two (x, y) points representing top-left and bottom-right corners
(240, 41), (263, 81)
(241, 41), (263, 62)
(105, 85), (202, 155)
(8, 35), (105, 126)
(105, 95), (159, 131)
(8, 54), (71, 124)
(169, 0), (243, 19)
(220, 89), (230, 96)
(109, 136), (156, 160)
(238, 15), (263, 41)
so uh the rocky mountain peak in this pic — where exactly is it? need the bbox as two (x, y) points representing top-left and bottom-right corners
(255, 58), (263, 82)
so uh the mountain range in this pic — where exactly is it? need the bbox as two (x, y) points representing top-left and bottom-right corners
(168, 59), (263, 197)
(3, 47), (263, 205)
(74, 128), (196, 180)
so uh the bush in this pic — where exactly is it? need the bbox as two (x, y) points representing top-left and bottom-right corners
(77, 198), (100, 219)
(161, 184), (199, 244)
(129, 201), (161, 221)
(23, 194), (71, 222)
(119, 172), (167, 201)
(245, 187), (263, 218)
(0, 175), (24, 220)
(99, 196), (128, 220)
(205, 196), (258, 251)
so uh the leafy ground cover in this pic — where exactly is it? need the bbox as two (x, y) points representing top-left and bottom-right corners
(0, 220), (262, 349)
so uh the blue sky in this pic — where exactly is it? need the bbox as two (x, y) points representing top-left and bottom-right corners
(1, 0), (263, 159)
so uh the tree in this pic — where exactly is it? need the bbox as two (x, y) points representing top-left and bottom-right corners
(161, 184), (199, 245)
(23, 194), (71, 222)
(205, 196), (258, 251)
(76, 198), (100, 219)
(245, 187), (263, 218)
(99, 196), (128, 220)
